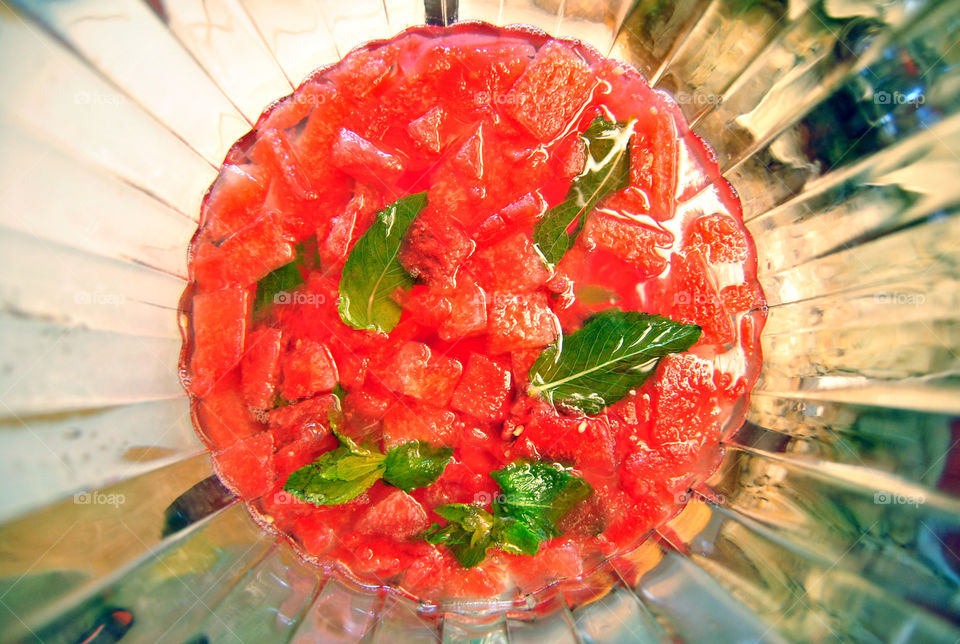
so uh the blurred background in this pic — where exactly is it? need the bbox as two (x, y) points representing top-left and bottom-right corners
(0, 0), (958, 642)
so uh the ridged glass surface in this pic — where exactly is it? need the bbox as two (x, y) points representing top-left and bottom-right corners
(0, 0), (957, 642)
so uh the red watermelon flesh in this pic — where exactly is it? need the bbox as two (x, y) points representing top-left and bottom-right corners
(184, 25), (765, 604)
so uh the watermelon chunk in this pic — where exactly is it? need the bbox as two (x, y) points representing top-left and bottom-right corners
(267, 394), (335, 445)
(241, 327), (283, 409)
(382, 401), (459, 449)
(417, 459), (499, 508)
(581, 211), (672, 279)
(291, 513), (337, 556)
(318, 184), (383, 268)
(195, 372), (263, 449)
(474, 191), (547, 244)
(377, 342), (463, 404)
(326, 44), (397, 100)
(504, 538), (583, 594)
(407, 105), (446, 154)
(441, 278), (488, 341)
(213, 431), (275, 499)
(356, 490), (429, 539)
(620, 440), (695, 504)
(250, 128), (317, 200)
(687, 214), (750, 264)
(202, 164), (269, 239)
(504, 41), (596, 141)
(470, 232), (550, 293)
(665, 251), (734, 346)
(488, 292), (558, 354)
(518, 408), (616, 474)
(721, 281), (765, 313)
(406, 277), (488, 342)
(331, 128), (404, 184)
(450, 124), (485, 179)
(192, 211), (296, 289)
(281, 339), (339, 401)
(451, 353), (512, 422)
(630, 107), (678, 221)
(189, 287), (249, 396)
(649, 353), (721, 464)
(399, 212), (475, 288)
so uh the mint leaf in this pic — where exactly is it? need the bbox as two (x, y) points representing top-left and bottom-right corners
(423, 462), (590, 567)
(532, 116), (635, 268)
(490, 461), (592, 541)
(254, 260), (304, 315)
(528, 310), (701, 415)
(491, 517), (540, 556)
(384, 441), (454, 491)
(283, 445), (386, 505)
(338, 192), (428, 333)
(285, 406), (454, 504)
(422, 504), (495, 568)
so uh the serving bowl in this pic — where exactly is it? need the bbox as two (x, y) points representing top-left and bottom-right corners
(0, 0), (958, 641)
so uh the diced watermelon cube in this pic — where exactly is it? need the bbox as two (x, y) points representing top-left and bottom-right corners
(356, 489), (429, 539)
(377, 342), (463, 404)
(450, 124), (485, 179)
(504, 538), (583, 594)
(291, 512), (337, 555)
(331, 128), (404, 184)
(241, 327), (284, 409)
(649, 353), (721, 464)
(404, 284), (451, 329)
(470, 232), (550, 293)
(267, 394), (335, 445)
(518, 409), (616, 474)
(326, 43), (397, 100)
(442, 557), (508, 598)
(382, 401), (459, 449)
(686, 214), (749, 264)
(488, 292), (558, 354)
(665, 250), (734, 345)
(630, 106), (678, 221)
(189, 287), (249, 396)
(407, 105), (446, 154)
(595, 484), (667, 550)
(281, 339), (339, 401)
(327, 343), (369, 390)
(581, 211), (672, 279)
(553, 131), (586, 180)
(451, 353), (512, 422)
(202, 164), (269, 239)
(213, 431), (275, 499)
(250, 128), (317, 200)
(416, 458), (499, 508)
(399, 212), (475, 287)
(721, 281), (765, 313)
(195, 371), (263, 449)
(474, 191), (547, 244)
(440, 277), (488, 341)
(192, 211), (296, 288)
(318, 184), (383, 268)
(504, 41), (596, 141)
(620, 440), (694, 504)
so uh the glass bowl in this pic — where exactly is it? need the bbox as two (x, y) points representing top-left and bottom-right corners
(0, 0), (958, 642)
